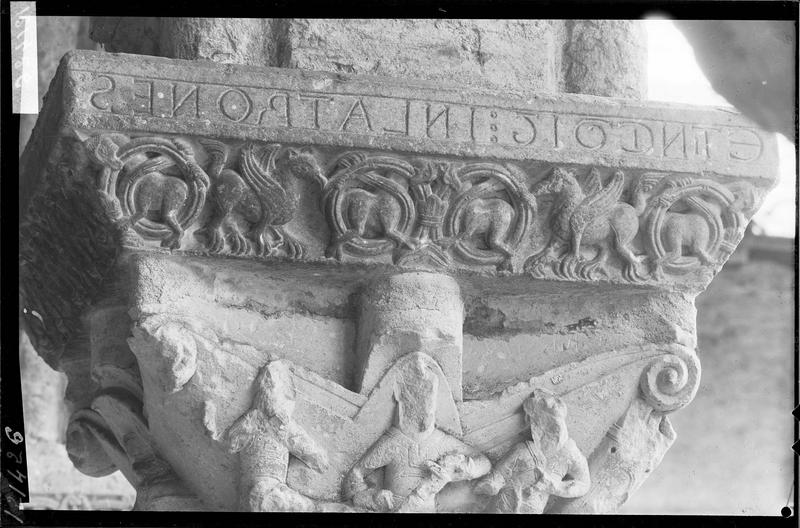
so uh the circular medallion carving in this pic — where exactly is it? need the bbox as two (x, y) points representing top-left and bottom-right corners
(324, 154), (417, 259)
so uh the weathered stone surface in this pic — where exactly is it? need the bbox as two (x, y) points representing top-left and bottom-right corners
(19, 51), (778, 369)
(90, 17), (160, 56)
(550, 397), (675, 513)
(19, 17), (95, 156)
(86, 18), (650, 102)
(561, 20), (647, 100)
(474, 389), (590, 513)
(286, 19), (559, 96)
(86, 18), (563, 97)
(356, 273), (463, 398)
(56, 51), (776, 176)
(158, 18), (278, 66)
(18, 47), (780, 514)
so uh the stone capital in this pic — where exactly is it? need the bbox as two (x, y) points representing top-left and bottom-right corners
(19, 50), (778, 513)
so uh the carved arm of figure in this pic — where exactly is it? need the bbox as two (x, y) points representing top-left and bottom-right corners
(277, 417), (330, 473)
(436, 452), (492, 483)
(342, 432), (402, 512)
(533, 441), (591, 499)
(474, 443), (528, 497)
(396, 452), (492, 513)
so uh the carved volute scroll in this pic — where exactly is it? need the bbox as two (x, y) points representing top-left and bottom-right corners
(65, 389), (204, 511)
(639, 345), (701, 413)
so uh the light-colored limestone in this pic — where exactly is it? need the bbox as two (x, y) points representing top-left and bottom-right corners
(18, 20), (782, 514)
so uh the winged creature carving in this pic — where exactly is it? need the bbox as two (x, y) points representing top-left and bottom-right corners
(196, 140), (326, 258)
(525, 167), (645, 281)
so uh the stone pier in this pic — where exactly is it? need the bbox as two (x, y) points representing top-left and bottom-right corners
(19, 19), (779, 513)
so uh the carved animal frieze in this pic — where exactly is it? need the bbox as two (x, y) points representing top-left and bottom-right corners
(324, 153), (535, 271)
(441, 162), (534, 272)
(73, 132), (758, 283)
(634, 174), (746, 277)
(84, 133), (211, 250)
(474, 389), (590, 513)
(323, 153), (419, 261)
(195, 140), (326, 258)
(525, 167), (645, 282)
(524, 166), (754, 283)
(20, 51), (780, 518)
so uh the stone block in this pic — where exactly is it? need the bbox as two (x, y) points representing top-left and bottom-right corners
(286, 19), (559, 96)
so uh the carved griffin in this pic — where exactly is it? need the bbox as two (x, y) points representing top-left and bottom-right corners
(525, 167), (645, 281)
(196, 140), (325, 258)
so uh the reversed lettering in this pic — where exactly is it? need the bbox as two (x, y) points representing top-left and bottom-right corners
(426, 104), (450, 139)
(170, 83), (199, 119)
(691, 126), (719, 159)
(89, 75), (115, 112)
(299, 94), (332, 129)
(340, 98), (373, 132)
(259, 92), (290, 127)
(383, 100), (410, 136)
(619, 121), (653, 154)
(575, 119), (608, 150)
(512, 112), (537, 146)
(218, 88), (252, 123)
(133, 78), (154, 116)
(728, 129), (763, 162)
(662, 123), (686, 159)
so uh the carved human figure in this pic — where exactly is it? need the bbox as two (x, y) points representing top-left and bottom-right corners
(343, 355), (490, 513)
(474, 389), (590, 513)
(226, 360), (330, 512)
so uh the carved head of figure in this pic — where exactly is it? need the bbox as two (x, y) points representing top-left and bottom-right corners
(394, 355), (439, 437)
(253, 360), (297, 422)
(522, 389), (569, 453)
(82, 133), (129, 171)
(531, 167), (578, 196)
(278, 147), (327, 187)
